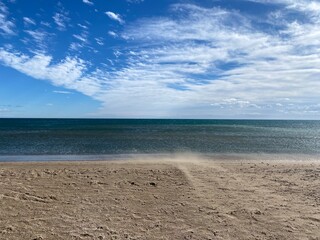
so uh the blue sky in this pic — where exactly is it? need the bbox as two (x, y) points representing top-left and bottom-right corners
(0, 0), (320, 119)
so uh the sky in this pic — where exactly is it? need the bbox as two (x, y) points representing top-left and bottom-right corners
(0, 0), (320, 119)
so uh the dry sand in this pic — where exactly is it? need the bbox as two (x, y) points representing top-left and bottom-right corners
(0, 155), (320, 239)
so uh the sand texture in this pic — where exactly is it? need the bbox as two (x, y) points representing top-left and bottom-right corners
(0, 156), (320, 239)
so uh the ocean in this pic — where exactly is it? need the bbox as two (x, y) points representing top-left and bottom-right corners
(0, 119), (319, 161)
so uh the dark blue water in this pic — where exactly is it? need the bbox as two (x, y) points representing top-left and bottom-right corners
(0, 119), (319, 156)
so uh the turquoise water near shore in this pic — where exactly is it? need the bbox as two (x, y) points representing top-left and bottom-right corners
(0, 119), (320, 156)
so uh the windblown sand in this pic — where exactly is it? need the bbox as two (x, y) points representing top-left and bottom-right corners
(0, 156), (320, 239)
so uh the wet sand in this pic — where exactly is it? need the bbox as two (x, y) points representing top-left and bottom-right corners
(0, 156), (320, 239)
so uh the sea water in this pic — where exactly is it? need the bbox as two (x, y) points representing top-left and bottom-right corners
(0, 119), (319, 160)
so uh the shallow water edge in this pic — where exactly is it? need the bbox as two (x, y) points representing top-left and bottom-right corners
(1, 153), (320, 162)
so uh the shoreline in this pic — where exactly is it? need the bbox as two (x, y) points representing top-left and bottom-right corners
(1, 152), (320, 163)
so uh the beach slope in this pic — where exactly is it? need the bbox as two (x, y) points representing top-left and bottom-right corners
(0, 156), (319, 239)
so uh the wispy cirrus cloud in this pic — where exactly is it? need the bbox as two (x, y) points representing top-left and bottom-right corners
(105, 2), (320, 117)
(23, 30), (51, 51)
(82, 0), (94, 6)
(53, 6), (70, 31)
(127, 0), (144, 3)
(53, 90), (73, 94)
(73, 31), (88, 43)
(23, 17), (36, 26)
(250, 0), (320, 15)
(105, 11), (124, 24)
(0, 1), (15, 35)
(0, 49), (97, 96)
(108, 30), (118, 37)
(78, 23), (88, 29)
(95, 37), (104, 46)
(70, 29), (89, 51)
(0, 1), (320, 118)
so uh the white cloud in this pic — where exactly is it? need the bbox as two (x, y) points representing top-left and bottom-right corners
(78, 23), (88, 29)
(24, 30), (50, 50)
(0, 49), (99, 96)
(95, 37), (104, 45)
(1, 2), (320, 118)
(53, 90), (73, 94)
(70, 30), (89, 51)
(250, 0), (320, 21)
(105, 11), (124, 24)
(108, 30), (118, 37)
(99, 3), (320, 117)
(23, 17), (36, 25)
(127, 0), (144, 3)
(53, 9), (69, 31)
(69, 42), (83, 51)
(73, 33), (87, 43)
(0, 1), (15, 35)
(83, 0), (94, 5)
(40, 21), (51, 27)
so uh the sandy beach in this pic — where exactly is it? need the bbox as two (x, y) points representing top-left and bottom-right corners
(0, 155), (319, 239)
